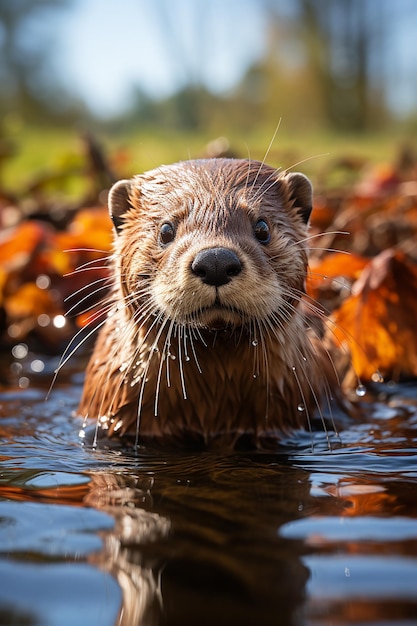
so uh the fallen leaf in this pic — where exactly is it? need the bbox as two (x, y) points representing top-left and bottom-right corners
(0, 221), (51, 274)
(307, 252), (369, 302)
(54, 206), (112, 275)
(5, 282), (62, 320)
(331, 249), (417, 380)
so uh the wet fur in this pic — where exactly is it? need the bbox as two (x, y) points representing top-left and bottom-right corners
(78, 158), (337, 448)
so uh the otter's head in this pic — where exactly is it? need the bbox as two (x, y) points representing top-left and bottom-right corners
(108, 159), (312, 333)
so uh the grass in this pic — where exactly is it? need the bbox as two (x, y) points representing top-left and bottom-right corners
(111, 127), (413, 174)
(2, 121), (415, 200)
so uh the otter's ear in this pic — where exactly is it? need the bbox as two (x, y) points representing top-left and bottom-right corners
(108, 179), (132, 234)
(285, 172), (313, 224)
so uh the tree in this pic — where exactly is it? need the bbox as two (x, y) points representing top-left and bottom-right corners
(0, 0), (74, 120)
(297, 0), (390, 131)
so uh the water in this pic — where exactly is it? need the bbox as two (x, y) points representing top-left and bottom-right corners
(1, 353), (417, 626)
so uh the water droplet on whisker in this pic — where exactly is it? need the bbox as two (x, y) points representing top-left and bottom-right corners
(356, 384), (366, 397)
(252, 339), (258, 347)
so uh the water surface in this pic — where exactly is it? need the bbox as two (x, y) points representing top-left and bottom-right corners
(1, 351), (417, 625)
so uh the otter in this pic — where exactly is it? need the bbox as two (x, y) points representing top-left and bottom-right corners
(78, 158), (337, 448)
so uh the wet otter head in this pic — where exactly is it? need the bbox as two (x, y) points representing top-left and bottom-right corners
(79, 158), (334, 448)
(109, 159), (312, 334)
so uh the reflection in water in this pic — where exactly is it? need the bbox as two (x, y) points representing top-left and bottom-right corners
(82, 458), (312, 626)
(85, 472), (169, 626)
(0, 362), (417, 625)
(81, 448), (417, 625)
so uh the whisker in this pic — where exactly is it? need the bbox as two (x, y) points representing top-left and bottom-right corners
(257, 318), (270, 421)
(188, 325), (203, 374)
(64, 277), (111, 303)
(290, 231), (350, 247)
(130, 314), (170, 447)
(284, 152), (330, 172)
(178, 324), (188, 400)
(47, 314), (109, 399)
(64, 265), (111, 277)
(63, 248), (113, 254)
(291, 364), (314, 452)
(153, 317), (173, 418)
(251, 121), (282, 192)
(296, 345), (332, 451)
(307, 247), (351, 254)
(65, 283), (112, 317)
(64, 253), (114, 271)
(164, 320), (176, 389)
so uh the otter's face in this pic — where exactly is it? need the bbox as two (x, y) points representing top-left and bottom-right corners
(108, 159), (312, 332)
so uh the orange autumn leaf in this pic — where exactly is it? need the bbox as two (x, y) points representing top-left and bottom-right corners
(5, 282), (62, 320)
(309, 197), (336, 231)
(3, 281), (70, 343)
(54, 207), (113, 275)
(307, 251), (369, 300)
(331, 249), (417, 380)
(62, 205), (112, 251)
(71, 205), (111, 231)
(0, 268), (7, 306)
(0, 221), (51, 272)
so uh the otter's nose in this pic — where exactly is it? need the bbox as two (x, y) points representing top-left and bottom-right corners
(191, 247), (242, 287)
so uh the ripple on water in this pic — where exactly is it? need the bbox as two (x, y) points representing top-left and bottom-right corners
(1, 354), (417, 625)
(0, 499), (114, 557)
(280, 515), (417, 543)
(0, 560), (121, 626)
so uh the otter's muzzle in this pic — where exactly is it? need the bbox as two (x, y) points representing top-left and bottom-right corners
(191, 247), (242, 287)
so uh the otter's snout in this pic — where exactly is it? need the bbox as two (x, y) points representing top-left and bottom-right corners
(191, 247), (242, 287)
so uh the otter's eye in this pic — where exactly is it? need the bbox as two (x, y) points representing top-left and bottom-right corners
(254, 219), (271, 244)
(159, 222), (175, 246)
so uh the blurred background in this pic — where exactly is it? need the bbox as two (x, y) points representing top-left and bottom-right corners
(1, 0), (417, 191)
(1, 0), (417, 364)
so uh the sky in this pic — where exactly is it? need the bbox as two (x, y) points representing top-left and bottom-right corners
(38, 0), (417, 119)
(51, 0), (268, 117)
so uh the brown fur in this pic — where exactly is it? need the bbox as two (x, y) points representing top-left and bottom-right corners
(78, 158), (337, 448)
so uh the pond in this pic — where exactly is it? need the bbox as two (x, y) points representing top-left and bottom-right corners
(1, 348), (417, 626)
